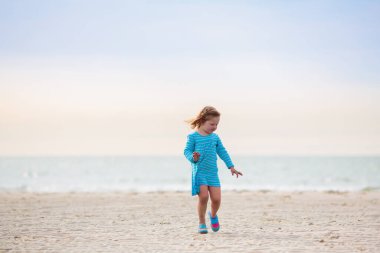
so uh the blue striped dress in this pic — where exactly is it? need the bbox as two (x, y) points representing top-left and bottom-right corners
(184, 131), (234, 196)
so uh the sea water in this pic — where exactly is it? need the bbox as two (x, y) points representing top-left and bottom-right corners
(0, 156), (379, 192)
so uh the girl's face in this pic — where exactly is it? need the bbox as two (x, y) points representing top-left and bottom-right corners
(200, 116), (220, 134)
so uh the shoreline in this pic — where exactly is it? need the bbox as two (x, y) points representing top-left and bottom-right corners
(0, 187), (380, 194)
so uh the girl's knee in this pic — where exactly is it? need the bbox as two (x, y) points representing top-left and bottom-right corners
(212, 198), (221, 205)
(198, 194), (209, 204)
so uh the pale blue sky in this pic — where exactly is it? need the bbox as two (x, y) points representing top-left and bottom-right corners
(0, 1), (379, 155)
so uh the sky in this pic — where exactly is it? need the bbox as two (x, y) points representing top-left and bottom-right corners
(0, 0), (379, 156)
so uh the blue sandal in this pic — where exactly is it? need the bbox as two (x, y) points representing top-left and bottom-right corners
(198, 223), (208, 234)
(208, 211), (220, 232)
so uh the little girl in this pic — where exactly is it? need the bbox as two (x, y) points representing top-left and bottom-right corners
(184, 106), (243, 234)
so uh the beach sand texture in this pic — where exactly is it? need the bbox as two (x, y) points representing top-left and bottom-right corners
(1, 191), (379, 252)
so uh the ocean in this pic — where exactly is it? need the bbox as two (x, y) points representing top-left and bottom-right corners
(0, 156), (379, 192)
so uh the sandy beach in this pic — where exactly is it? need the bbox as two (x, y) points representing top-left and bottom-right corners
(0, 191), (379, 252)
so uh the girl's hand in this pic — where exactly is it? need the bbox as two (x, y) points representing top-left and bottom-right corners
(230, 167), (243, 178)
(193, 152), (200, 162)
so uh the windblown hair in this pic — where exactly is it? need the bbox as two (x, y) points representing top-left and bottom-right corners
(186, 106), (220, 129)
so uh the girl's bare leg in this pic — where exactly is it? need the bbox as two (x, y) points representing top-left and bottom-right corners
(197, 185), (209, 224)
(209, 186), (221, 217)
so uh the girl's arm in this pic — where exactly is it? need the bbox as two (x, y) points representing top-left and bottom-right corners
(184, 134), (196, 163)
(216, 135), (234, 169)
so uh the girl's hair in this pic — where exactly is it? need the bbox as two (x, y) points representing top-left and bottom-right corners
(186, 106), (220, 129)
